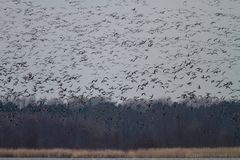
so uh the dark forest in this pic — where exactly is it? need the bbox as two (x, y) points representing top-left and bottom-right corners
(0, 97), (240, 149)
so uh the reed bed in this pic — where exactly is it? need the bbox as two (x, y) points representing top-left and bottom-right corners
(0, 147), (240, 158)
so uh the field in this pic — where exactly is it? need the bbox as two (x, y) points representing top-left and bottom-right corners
(0, 148), (240, 158)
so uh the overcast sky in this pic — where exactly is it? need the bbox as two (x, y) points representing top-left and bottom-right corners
(0, 0), (240, 103)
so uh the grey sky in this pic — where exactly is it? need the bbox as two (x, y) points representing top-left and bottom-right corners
(0, 0), (240, 103)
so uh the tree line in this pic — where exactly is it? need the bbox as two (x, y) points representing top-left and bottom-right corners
(0, 97), (240, 149)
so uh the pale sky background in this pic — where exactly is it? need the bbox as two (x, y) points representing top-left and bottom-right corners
(0, 0), (240, 103)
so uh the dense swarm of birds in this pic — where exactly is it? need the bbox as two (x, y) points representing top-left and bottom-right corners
(0, 0), (240, 103)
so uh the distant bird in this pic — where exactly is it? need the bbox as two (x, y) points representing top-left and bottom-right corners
(198, 85), (201, 89)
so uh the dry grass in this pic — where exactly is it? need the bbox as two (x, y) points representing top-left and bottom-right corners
(0, 147), (240, 158)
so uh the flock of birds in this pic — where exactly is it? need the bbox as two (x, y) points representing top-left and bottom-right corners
(0, 0), (240, 104)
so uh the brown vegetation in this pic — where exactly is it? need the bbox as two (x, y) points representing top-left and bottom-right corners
(0, 148), (240, 158)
